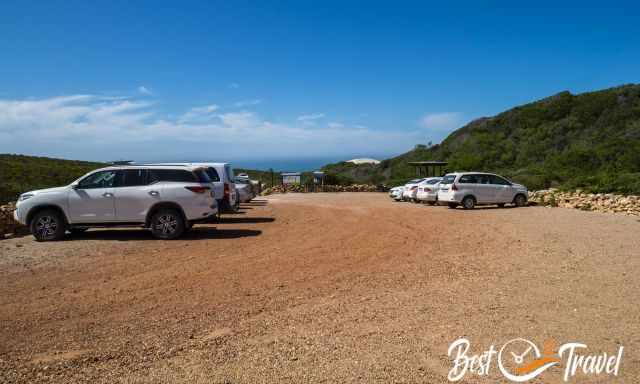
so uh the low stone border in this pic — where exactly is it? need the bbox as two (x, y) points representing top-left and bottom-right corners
(0, 203), (28, 238)
(528, 189), (640, 216)
(261, 184), (379, 195)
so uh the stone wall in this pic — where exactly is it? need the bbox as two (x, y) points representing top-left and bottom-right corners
(0, 203), (27, 238)
(261, 184), (379, 195)
(528, 189), (640, 216)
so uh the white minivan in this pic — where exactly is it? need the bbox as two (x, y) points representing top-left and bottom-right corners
(154, 163), (239, 213)
(196, 163), (240, 213)
(437, 172), (528, 209)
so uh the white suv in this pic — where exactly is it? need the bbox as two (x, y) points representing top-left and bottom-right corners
(437, 172), (528, 209)
(14, 165), (218, 241)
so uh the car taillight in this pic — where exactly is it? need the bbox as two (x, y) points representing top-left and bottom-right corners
(424, 188), (432, 192)
(224, 183), (230, 198)
(452, 183), (458, 191)
(185, 186), (210, 194)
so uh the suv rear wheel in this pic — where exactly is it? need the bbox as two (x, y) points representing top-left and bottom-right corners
(150, 209), (185, 239)
(462, 196), (476, 210)
(31, 209), (66, 241)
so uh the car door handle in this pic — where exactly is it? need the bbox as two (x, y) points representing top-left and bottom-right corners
(148, 191), (159, 196)
(103, 192), (113, 198)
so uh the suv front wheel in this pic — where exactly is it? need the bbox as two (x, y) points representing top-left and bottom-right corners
(150, 209), (185, 239)
(31, 209), (66, 241)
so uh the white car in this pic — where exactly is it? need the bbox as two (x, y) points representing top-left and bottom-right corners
(402, 178), (427, 201)
(389, 186), (405, 201)
(437, 172), (528, 209)
(14, 165), (218, 241)
(155, 162), (239, 213)
(235, 178), (255, 203)
(415, 177), (443, 204)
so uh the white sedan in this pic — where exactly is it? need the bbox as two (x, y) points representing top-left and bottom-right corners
(415, 177), (443, 204)
(389, 186), (405, 201)
(401, 178), (427, 201)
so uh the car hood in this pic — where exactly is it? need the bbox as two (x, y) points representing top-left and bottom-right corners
(29, 186), (69, 195)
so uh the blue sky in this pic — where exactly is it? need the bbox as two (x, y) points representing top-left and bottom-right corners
(1, 1), (639, 169)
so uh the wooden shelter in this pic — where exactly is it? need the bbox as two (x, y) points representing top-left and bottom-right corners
(408, 161), (448, 177)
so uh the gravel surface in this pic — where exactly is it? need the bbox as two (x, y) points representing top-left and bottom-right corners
(1, 193), (639, 383)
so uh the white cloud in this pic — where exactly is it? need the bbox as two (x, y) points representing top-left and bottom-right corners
(137, 86), (152, 95)
(328, 122), (344, 129)
(0, 94), (426, 161)
(233, 99), (262, 108)
(420, 112), (463, 132)
(228, 82), (240, 89)
(178, 104), (219, 123)
(297, 113), (325, 121)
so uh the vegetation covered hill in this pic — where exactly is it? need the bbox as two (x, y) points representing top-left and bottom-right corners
(323, 84), (640, 194)
(0, 154), (106, 203)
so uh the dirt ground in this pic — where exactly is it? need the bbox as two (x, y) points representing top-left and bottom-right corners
(1, 193), (639, 383)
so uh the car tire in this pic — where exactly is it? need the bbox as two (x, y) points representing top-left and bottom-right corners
(231, 198), (240, 212)
(447, 203), (458, 209)
(150, 209), (185, 240)
(514, 194), (527, 207)
(462, 196), (476, 210)
(31, 209), (66, 241)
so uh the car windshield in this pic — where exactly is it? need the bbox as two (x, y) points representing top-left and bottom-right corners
(440, 175), (456, 185)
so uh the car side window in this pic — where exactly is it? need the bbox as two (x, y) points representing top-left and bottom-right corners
(78, 170), (117, 189)
(148, 169), (198, 183)
(205, 167), (220, 182)
(490, 175), (511, 185)
(459, 175), (478, 184)
(116, 169), (148, 187)
(476, 175), (491, 184)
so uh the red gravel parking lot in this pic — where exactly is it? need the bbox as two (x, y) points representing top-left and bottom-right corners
(1, 193), (639, 383)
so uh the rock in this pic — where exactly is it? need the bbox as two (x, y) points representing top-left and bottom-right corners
(528, 190), (640, 217)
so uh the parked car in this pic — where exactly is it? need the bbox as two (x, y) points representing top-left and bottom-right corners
(198, 163), (240, 213)
(415, 177), (443, 204)
(235, 178), (255, 203)
(389, 186), (405, 201)
(14, 165), (218, 241)
(402, 178), (427, 201)
(236, 174), (261, 196)
(154, 162), (239, 213)
(437, 172), (528, 209)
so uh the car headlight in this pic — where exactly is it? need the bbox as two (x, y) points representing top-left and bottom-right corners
(18, 193), (34, 201)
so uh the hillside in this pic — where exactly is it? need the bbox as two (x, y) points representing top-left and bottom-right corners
(323, 84), (640, 194)
(0, 154), (106, 203)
